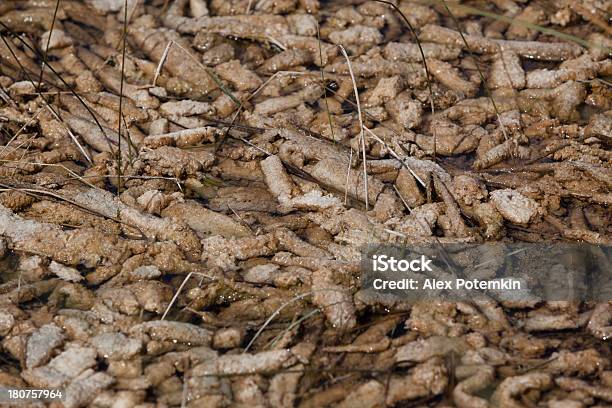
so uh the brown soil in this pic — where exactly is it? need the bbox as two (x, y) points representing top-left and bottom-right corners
(0, 0), (610, 407)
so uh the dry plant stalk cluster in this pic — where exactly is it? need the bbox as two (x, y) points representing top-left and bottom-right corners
(0, 0), (611, 407)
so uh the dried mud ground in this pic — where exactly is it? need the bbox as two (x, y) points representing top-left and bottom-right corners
(0, 0), (611, 407)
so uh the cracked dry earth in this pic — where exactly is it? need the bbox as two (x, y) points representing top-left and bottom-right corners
(0, 0), (611, 407)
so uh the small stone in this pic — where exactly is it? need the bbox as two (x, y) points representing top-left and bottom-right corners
(149, 86), (168, 98)
(130, 320), (212, 346)
(395, 168), (425, 209)
(385, 91), (423, 130)
(87, 0), (121, 11)
(328, 25), (383, 49)
(585, 113), (612, 141)
(91, 332), (142, 360)
(189, 0), (209, 18)
(243, 264), (279, 284)
(126, 280), (173, 314)
(148, 118), (169, 135)
(8, 81), (35, 97)
(39, 30), (73, 50)
(49, 261), (83, 282)
(0, 311), (15, 336)
(128, 265), (162, 281)
(312, 269), (356, 332)
(162, 201), (252, 238)
(160, 100), (214, 117)
(17, 255), (47, 282)
(212, 327), (244, 349)
(489, 50), (525, 89)
(136, 190), (167, 215)
(287, 13), (317, 36)
(190, 349), (293, 377)
(26, 324), (65, 369)
(490, 189), (539, 224)
(367, 76), (403, 106)
(63, 370), (114, 408)
(22, 346), (97, 388)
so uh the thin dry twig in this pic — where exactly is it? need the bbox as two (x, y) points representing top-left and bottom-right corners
(317, 21), (336, 143)
(0, 24), (116, 153)
(116, 0), (129, 192)
(393, 184), (412, 213)
(437, 0), (510, 141)
(37, 0), (61, 91)
(363, 126), (426, 187)
(344, 147), (353, 205)
(338, 45), (369, 210)
(161, 271), (217, 321)
(374, 0), (438, 156)
(243, 288), (352, 353)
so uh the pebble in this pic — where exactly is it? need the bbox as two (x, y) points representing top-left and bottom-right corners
(490, 189), (540, 224)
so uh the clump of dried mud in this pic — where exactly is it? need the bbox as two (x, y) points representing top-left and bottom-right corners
(0, 0), (611, 407)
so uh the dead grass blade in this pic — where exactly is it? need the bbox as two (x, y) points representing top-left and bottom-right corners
(363, 126), (426, 187)
(243, 288), (353, 353)
(161, 271), (217, 321)
(344, 147), (353, 205)
(393, 184), (412, 213)
(317, 21), (336, 143)
(0, 160), (98, 190)
(338, 45), (369, 210)
(437, 0), (510, 141)
(37, 0), (61, 91)
(243, 291), (312, 353)
(150, 39), (245, 155)
(161, 40), (241, 107)
(265, 309), (320, 350)
(429, 0), (612, 52)
(0, 107), (44, 159)
(47, 106), (93, 164)
(116, 0), (129, 192)
(152, 41), (173, 87)
(0, 23), (115, 152)
(0, 182), (145, 237)
(374, 0), (438, 156)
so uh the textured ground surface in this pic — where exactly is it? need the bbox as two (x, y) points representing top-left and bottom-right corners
(0, 0), (611, 406)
